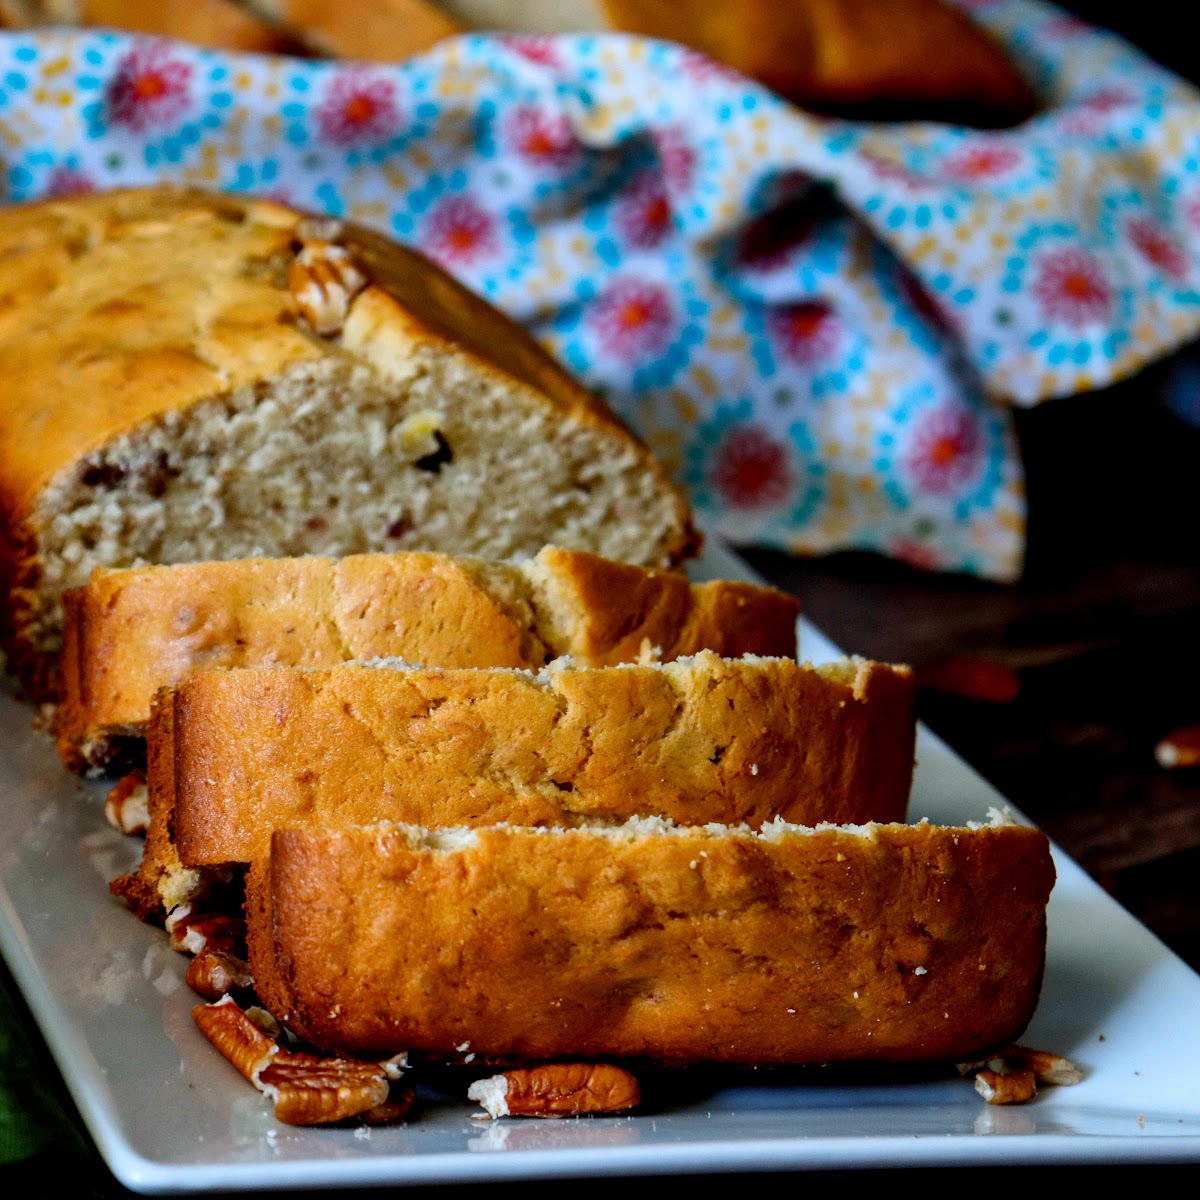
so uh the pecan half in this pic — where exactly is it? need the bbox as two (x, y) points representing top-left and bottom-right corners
(185, 949), (254, 1002)
(193, 996), (278, 1086)
(105, 771), (149, 836)
(192, 998), (398, 1126)
(975, 1067), (1037, 1105)
(258, 1050), (390, 1126)
(468, 1064), (640, 1119)
(288, 239), (367, 335)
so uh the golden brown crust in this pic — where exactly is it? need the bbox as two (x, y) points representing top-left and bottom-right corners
(159, 651), (913, 871)
(54, 546), (798, 770)
(77, 0), (302, 52)
(600, 0), (1036, 121)
(246, 820), (1054, 1064)
(258, 0), (460, 61)
(0, 187), (696, 698)
(528, 545), (799, 666)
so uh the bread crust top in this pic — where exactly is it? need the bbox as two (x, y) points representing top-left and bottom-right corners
(0, 186), (688, 546)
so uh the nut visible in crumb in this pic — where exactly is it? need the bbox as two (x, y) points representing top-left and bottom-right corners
(1155, 725), (1200, 769)
(185, 949), (254, 1002)
(975, 1067), (1037, 1104)
(468, 1064), (640, 1119)
(288, 240), (367, 336)
(258, 1050), (390, 1126)
(104, 771), (149, 836)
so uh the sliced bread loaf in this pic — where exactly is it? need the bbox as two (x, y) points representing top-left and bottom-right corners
(0, 187), (695, 699)
(56, 545), (799, 772)
(116, 650), (914, 918)
(245, 814), (1055, 1064)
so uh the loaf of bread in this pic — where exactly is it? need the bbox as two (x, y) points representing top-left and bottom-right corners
(116, 650), (914, 918)
(246, 0), (460, 59)
(245, 814), (1055, 1063)
(0, 188), (696, 700)
(0, 0), (303, 51)
(56, 545), (799, 772)
(598, 0), (1036, 122)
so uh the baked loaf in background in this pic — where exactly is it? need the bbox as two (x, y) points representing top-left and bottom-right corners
(245, 815), (1055, 1063)
(599, 0), (1037, 123)
(0, 188), (696, 700)
(118, 650), (914, 917)
(0, 0), (304, 51)
(56, 545), (799, 773)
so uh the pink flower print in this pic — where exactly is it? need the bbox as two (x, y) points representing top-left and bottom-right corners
(316, 71), (400, 145)
(108, 43), (192, 132)
(1059, 85), (1136, 135)
(45, 166), (95, 197)
(903, 408), (981, 495)
(1082, 86), (1136, 114)
(711, 427), (793, 510)
(1128, 216), (1189, 280)
(1185, 193), (1200, 233)
(861, 151), (928, 191)
(616, 172), (672, 250)
(500, 35), (562, 69)
(653, 125), (697, 195)
(768, 303), (840, 366)
(589, 278), (674, 362)
(424, 195), (498, 268)
(506, 105), (578, 170)
(1032, 247), (1112, 327)
(942, 142), (1023, 181)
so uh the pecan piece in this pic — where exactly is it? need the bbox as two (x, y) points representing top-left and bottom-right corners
(917, 655), (1020, 703)
(258, 1051), (389, 1126)
(360, 1085), (417, 1126)
(288, 239), (367, 335)
(975, 1067), (1037, 1105)
(167, 908), (246, 957)
(1003, 1045), (1083, 1086)
(1155, 725), (1200, 769)
(192, 998), (394, 1125)
(193, 996), (278, 1086)
(185, 949), (254, 1002)
(105, 771), (149, 836)
(468, 1064), (640, 1119)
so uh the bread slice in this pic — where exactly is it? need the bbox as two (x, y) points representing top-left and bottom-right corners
(117, 651), (914, 919)
(56, 545), (799, 772)
(0, 187), (696, 699)
(245, 814), (1055, 1064)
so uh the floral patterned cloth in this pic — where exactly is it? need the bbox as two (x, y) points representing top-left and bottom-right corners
(2, 0), (1198, 580)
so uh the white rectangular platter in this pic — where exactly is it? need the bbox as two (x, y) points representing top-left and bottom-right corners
(2, 540), (1199, 1191)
